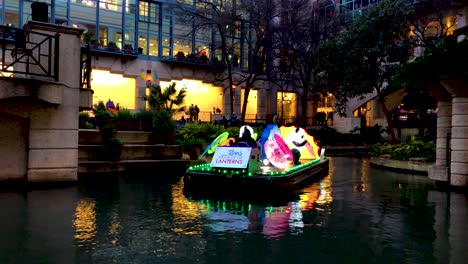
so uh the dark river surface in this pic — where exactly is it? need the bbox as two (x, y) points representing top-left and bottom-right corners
(0, 157), (467, 264)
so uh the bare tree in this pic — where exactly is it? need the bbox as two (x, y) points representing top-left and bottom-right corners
(175, 0), (240, 115)
(271, 0), (342, 126)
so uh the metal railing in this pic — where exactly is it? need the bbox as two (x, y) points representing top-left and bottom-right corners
(80, 44), (92, 89)
(0, 25), (59, 81)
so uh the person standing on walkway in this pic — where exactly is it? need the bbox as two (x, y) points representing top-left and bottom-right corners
(106, 98), (115, 110)
(194, 105), (200, 121)
(189, 104), (195, 122)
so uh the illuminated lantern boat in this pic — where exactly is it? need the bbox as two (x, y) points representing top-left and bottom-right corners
(185, 125), (329, 191)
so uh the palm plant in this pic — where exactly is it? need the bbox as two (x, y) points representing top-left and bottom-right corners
(145, 82), (187, 113)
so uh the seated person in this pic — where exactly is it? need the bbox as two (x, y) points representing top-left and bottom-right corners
(236, 129), (257, 148)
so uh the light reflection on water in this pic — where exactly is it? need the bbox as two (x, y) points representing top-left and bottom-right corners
(73, 198), (97, 248)
(0, 157), (467, 263)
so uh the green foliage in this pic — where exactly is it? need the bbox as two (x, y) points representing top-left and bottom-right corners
(152, 110), (177, 133)
(79, 112), (90, 119)
(182, 138), (206, 151)
(317, 0), (411, 115)
(93, 101), (112, 118)
(177, 122), (226, 143)
(369, 137), (435, 162)
(115, 108), (134, 120)
(85, 123), (95, 129)
(106, 137), (123, 147)
(101, 124), (117, 140)
(392, 35), (468, 90)
(223, 126), (240, 139)
(144, 82), (186, 113)
(135, 109), (154, 121)
(100, 124), (122, 147)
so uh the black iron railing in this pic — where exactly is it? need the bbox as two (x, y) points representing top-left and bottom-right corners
(80, 44), (92, 89)
(0, 25), (59, 81)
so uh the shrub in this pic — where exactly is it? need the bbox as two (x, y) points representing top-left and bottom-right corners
(79, 112), (90, 119)
(135, 109), (154, 121)
(177, 122), (225, 143)
(106, 137), (123, 147)
(115, 108), (134, 120)
(152, 110), (177, 133)
(85, 123), (95, 129)
(369, 137), (435, 162)
(101, 124), (117, 140)
(182, 138), (206, 151)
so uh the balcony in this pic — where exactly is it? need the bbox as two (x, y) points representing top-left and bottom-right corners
(161, 53), (226, 73)
(81, 42), (139, 60)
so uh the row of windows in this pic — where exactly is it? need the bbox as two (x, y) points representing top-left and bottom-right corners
(1, 0), (245, 66)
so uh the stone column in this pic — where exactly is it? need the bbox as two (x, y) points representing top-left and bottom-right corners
(441, 77), (468, 188)
(24, 21), (83, 183)
(428, 84), (452, 182)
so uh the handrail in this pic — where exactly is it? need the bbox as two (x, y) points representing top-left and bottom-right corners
(80, 44), (92, 89)
(0, 25), (59, 81)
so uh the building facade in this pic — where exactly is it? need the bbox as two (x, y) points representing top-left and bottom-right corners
(1, 0), (305, 123)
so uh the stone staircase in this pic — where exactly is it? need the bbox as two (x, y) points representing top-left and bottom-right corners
(78, 129), (190, 176)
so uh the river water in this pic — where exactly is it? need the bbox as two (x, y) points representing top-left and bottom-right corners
(0, 157), (466, 264)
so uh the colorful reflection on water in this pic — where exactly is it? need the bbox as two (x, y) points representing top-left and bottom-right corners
(0, 157), (466, 264)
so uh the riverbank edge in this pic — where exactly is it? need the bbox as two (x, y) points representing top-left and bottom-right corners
(369, 156), (431, 176)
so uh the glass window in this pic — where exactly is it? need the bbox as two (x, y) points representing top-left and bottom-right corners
(5, 11), (19, 27)
(55, 1), (68, 24)
(99, 27), (108, 45)
(174, 38), (191, 56)
(138, 35), (147, 55)
(149, 36), (158, 56)
(277, 92), (297, 120)
(138, 1), (160, 56)
(116, 32), (133, 49)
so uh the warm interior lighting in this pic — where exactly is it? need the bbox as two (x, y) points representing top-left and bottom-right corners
(0, 63), (14, 77)
(160, 79), (223, 120)
(91, 70), (136, 110)
(240, 89), (258, 118)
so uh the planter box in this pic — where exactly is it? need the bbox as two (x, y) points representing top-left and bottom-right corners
(79, 144), (183, 161)
(370, 156), (432, 175)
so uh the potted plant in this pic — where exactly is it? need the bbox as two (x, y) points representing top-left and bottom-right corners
(175, 51), (185, 61)
(107, 41), (119, 51)
(114, 107), (134, 131)
(93, 101), (113, 130)
(187, 53), (197, 63)
(82, 32), (94, 45)
(101, 124), (123, 161)
(182, 138), (206, 160)
(153, 109), (177, 144)
(136, 109), (154, 131)
(123, 44), (134, 54)
(79, 111), (89, 129)
(200, 54), (209, 64)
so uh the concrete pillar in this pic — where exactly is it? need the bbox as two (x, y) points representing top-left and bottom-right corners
(435, 102), (452, 167)
(428, 84), (452, 182)
(441, 77), (468, 188)
(449, 96), (468, 187)
(23, 21), (83, 183)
